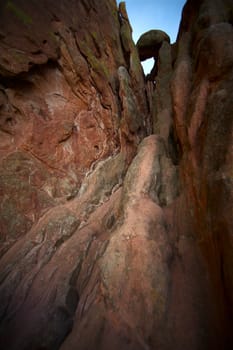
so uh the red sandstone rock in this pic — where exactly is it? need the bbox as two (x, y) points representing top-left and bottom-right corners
(0, 0), (232, 349)
(0, 0), (148, 250)
(170, 0), (233, 346)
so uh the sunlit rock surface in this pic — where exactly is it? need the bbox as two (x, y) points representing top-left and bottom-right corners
(0, 0), (232, 349)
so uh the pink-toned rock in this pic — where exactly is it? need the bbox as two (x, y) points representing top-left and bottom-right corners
(170, 0), (233, 346)
(0, 0), (148, 249)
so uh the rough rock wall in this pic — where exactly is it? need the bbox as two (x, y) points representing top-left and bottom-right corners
(0, 0), (232, 349)
(0, 0), (148, 255)
(170, 0), (233, 346)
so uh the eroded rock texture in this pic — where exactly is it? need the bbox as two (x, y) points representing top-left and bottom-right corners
(0, 0), (232, 349)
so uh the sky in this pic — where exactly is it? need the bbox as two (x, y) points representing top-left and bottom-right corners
(117, 0), (186, 73)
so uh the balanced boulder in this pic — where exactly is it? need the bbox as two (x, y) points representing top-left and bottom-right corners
(136, 29), (170, 61)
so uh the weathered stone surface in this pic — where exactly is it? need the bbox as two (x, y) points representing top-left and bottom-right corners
(136, 29), (170, 61)
(0, 0), (233, 349)
(151, 42), (173, 139)
(136, 29), (171, 81)
(170, 0), (233, 346)
(0, 151), (55, 256)
(118, 2), (150, 136)
(0, 0), (149, 246)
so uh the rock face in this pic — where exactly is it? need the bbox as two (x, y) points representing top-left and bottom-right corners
(0, 0), (232, 349)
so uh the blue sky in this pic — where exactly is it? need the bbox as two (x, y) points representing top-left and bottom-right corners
(117, 0), (186, 73)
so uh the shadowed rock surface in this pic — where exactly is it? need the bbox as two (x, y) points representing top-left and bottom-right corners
(0, 0), (232, 349)
(136, 29), (170, 61)
(136, 29), (170, 81)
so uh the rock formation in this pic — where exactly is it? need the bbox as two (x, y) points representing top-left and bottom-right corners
(136, 29), (170, 81)
(0, 0), (232, 349)
(136, 29), (171, 61)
